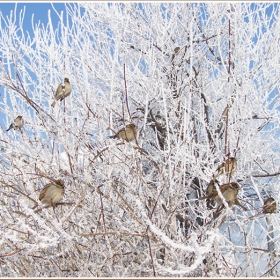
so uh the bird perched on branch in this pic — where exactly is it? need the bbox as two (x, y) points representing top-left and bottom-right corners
(204, 179), (220, 209)
(205, 179), (219, 197)
(200, 182), (246, 210)
(51, 77), (72, 107)
(213, 157), (237, 179)
(263, 197), (277, 214)
(109, 123), (137, 142)
(39, 179), (65, 206)
(6, 116), (24, 131)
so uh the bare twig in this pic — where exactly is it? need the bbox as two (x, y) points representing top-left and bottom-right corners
(147, 229), (156, 277)
(123, 63), (132, 122)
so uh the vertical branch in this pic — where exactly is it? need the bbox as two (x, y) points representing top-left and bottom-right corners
(224, 106), (229, 157)
(225, 8), (231, 182)
(228, 10), (231, 83)
(266, 216), (276, 276)
(233, 130), (241, 158)
(99, 192), (107, 233)
(122, 87), (125, 126)
(146, 230), (156, 277)
(64, 53), (66, 71)
(123, 64), (132, 122)
(225, 8), (231, 158)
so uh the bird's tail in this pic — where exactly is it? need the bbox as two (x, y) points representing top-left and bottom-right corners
(6, 125), (13, 131)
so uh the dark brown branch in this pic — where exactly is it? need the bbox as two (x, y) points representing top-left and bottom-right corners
(261, 258), (280, 277)
(252, 172), (280, 178)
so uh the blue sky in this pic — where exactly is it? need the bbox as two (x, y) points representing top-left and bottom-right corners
(0, 2), (68, 128)
(0, 2), (279, 130)
(0, 2), (66, 28)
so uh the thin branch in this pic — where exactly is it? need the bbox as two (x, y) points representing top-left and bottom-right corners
(123, 63), (132, 122)
(147, 229), (156, 277)
(261, 258), (280, 277)
(252, 172), (280, 178)
(78, 231), (146, 238)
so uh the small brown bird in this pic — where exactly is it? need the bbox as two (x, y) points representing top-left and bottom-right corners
(109, 123), (137, 142)
(205, 179), (219, 197)
(51, 78), (72, 107)
(202, 179), (220, 209)
(174, 47), (180, 53)
(213, 157), (237, 179)
(6, 116), (24, 131)
(200, 182), (246, 210)
(263, 197), (277, 214)
(39, 179), (65, 206)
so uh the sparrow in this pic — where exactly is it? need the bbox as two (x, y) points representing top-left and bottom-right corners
(200, 182), (246, 210)
(51, 78), (72, 107)
(39, 179), (65, 206)
(109, 123), (137, 142)
(213, 157), (237, 179)
(174, 47), (180, 53)
(263, 197), (277, 214)
(203, 179), (220, 209)
(6, 116), (24, 131)
(205, 179), (219, 197)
